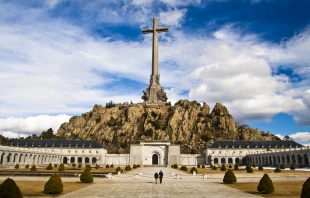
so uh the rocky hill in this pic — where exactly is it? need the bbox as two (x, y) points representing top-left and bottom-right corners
(57, 100), (280, 154)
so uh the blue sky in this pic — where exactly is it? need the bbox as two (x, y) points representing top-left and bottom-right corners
(0, 0), (310, 144)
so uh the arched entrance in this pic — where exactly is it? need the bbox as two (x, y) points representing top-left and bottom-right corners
(152, 154), (158, 165)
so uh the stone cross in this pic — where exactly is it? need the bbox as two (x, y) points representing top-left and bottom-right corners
(141, 17), (169, 103)
(142, 17), (169, 80)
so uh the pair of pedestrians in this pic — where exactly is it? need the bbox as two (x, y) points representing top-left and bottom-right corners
(154, 170), (163, 184)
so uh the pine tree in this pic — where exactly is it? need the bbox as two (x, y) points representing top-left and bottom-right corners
(44, 174), (63, 194)
(257, 174), (274, 194)
(80, 168), (93, 183)
(0, 178), (23, 198)
(223, 169), (237, 184)
(301, 177), (310, 198)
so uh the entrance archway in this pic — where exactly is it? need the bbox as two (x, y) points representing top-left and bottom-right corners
(152, 154), (158, 165)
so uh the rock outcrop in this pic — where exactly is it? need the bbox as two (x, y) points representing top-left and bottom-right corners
(57, 100), (279, 154)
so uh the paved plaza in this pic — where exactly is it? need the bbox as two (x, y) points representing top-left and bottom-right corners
(58, 167), (261, 198)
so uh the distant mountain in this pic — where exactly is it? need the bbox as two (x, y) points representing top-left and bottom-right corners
(57, 100), (280, 154)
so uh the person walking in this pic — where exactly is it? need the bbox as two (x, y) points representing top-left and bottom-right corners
(159, 170), (163, 184)
(154, 172), (159, 184)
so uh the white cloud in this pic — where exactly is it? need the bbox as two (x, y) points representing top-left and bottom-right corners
(276, 132), (310, 142)
(159, 9), (187, 27)
(0, 115), (71, 136)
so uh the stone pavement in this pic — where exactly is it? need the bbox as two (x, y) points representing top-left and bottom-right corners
(58, 167), (261, 198)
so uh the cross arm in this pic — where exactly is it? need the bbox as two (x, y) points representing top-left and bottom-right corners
(142, 28), (154, 34)
(156, 27), (169, 33)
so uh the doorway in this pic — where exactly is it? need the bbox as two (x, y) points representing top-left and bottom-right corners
(152, 154), (158, 165)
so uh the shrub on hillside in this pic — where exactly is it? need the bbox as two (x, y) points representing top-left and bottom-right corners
(80, 168), (93, 183)
(257, 173), (274, 194)
(0, 178), (23, 198)
(258, 165), (264, 170)
(190, 167), (198, 174)
(246, 164), (253, 173)
(30, 165), (37, 171)
(46, 163), (53, 170)
(234, 164), (239, 170)
(290, 163), (296, 170)
(15, 164), (19, 169)
(223, 169), (237, 184)
(44, 174), (63, 194)
(280, 163), (285, 169)
(202, 164), (205, 169)
(25, 164), (29, 169)
(106, 164), (110, 168)
(58, 164), (65, 171)
(220, 164), (226, 171)
(212, 165), (217, 170)
(274, 167), (281, 173)
(301, 177), (310, 198)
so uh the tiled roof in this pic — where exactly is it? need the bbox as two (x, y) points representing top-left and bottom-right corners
(7, 139), (103, 148)
(209, 140), (303, 149)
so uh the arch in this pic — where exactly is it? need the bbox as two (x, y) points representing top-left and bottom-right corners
(269, 156), (272, 166)
(214, 158), (218, 164)
(221, 158), (225, 164)
(292, 155), (296, 164)
(304, 154), (309, 166)
(235, 158), (240, 164)
(92, 157), (97, 164)
(228, 158), (233, 164)
(70, 157), (75, 164)
(63, 157), (68, 164)
(298, 154), (303, 165)
(78, 157), (82, 164)
(85, 157), (89, 164)
(273, 156), (276, 166)
(0, 153), (6, 165)
(287, 155), (291, 164)
(152, 154), (158, 165)
(242, 157), (246, 165)
(13, 153), (18, 163)
(277, 156), (280, 164)
(281, 155), (285, 164)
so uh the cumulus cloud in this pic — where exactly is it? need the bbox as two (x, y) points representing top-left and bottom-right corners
(0, 115), (71, 137)
(159, 9), (187, 27)
(276, 132), (310, 143)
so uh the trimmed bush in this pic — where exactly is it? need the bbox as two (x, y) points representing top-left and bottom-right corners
(78, 164), (82, 168)
(173, 164), (178, 169)
(0, 178), (23, 198)
(46, 163), (53, 170)
(252, 163), (257, 168)
(228, 164), (232, 168)
(116, 166), (122, 172)
(110, 164), (114, 168)
(44, 174), (63, 194)
(54, 164), (58, 168)
(223, 169), (237, 184)
(257, 173), (274, 194)
(301, 177), (310, 198)
(30, 165), (37, 171)
(58, 164), (65, 171)
(106, 164), (110, 168)
(246, 164), (253, 173)
(290, 163), (296, 170)
(258, 165), (264, 170)
(234, 164), (239, 170)
(15, 164), (19, 169)
(80, 168), (93, 183)
(85, 164), (91, 170)
(197, 164), (201, 168)
(190, 167), (198, 174)
(124, 165), (131, 171)
(72, 164), (76, 168)
(210, 164), (213, 169)
(95, 164), (99, 169)
(212, 165), (217, 170)
(274, 167), (281, 173)
(137, 164), (140, 168)
(280, 163), (285, 169)
(25, 164), (29, 169)
(202, 164), (205, 169)
(133, 164), (137, 169)
(180, 166), (187, 171)
(220, 164), (227, 171)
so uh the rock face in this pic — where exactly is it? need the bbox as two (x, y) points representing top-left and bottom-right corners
(57, 100), (279, 154)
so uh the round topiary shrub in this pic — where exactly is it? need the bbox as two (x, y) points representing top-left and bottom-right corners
(78, 164), (82, 168)
(133, 164), (137, 169)
(58, 164), (65, 171)
(110, 164), (114, 168)
(280, 163), (285, 169)
(210, 164), (213, 169)
(246, 164), (253, 173)
(223, 169), (237, 184)
(290, 163), (296, 170)
(180, 166), (188, 171)
(46, 163), (53, 170)
(197, 164), (201, 168)
(212, 165), (217, 170)
(173, 164), (178, 169)
(124, 165), (131, 171)
(44, 174), (63, 194)
(72, 164), (76, 169)
(234, 164), (239, 170)
(106, 164), (110, 168)
(15, 164), (19, 169)
(258, 165), (264, 170)
(257, 173), (274, 194)
(80, 168), (93, 183)
(137, 164), (140, 168)
(220, 164), (226, 171)
(301, 177), (310, 198)
(0, 178), (23, 198)
(85, 164), (91, 170)
(116, 166), (122, 172)
(252, 163), (257, 168)
(30, 165), (37, 171)
(95, 164), (99, 169)
(54, 164), (58, 168)
(202, 164), (205, 169)
(25, 164), (29, 169)
(190, 167), (198, 174)
(274, 167), (281, 173)
(228, 164), (232, 168)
